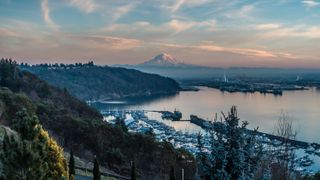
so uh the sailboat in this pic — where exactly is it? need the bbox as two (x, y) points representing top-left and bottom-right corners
(223, 74), (228, 83)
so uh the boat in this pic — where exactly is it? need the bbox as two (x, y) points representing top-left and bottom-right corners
(273, 89), (283, 96)
(172, 110), (182, 121)
(161, 110), (182, 121)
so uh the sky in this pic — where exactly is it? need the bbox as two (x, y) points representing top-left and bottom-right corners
(0, 0), (320, 68)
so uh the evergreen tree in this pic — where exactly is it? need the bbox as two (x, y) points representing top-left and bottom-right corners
(69, 150), (75, 178)
(0, 58), (21, 91)
(130, 160), (137, 180)
(93, 157), (101, 180)
(224, 106), (243, 179)
(115, 117), (128, 132)
(39, 128), (68, 179)
(12, 109), (40, 141)
(170, 166), (176, 180)
(1, 131), (47, 179)
(196, 106), (263, 179)
(1, 109), (68, 180)
(210, 118), (228, 179)
(196, 133), (210, 179)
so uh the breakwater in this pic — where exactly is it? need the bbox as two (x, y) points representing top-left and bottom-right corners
(189, 115), (320, 149)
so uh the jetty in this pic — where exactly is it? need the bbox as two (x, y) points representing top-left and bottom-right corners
(189, 115), (320, 149)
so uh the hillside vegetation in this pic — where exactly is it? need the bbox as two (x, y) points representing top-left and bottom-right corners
(0, 59), (195, 179)
(20, 62), (181, 100)
(0, 93), (68, 179)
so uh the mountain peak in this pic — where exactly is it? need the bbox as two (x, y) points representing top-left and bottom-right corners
(140, 53), (182, 67)
(154, 53), (178, 63)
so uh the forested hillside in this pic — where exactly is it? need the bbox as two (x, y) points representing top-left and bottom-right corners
(20, 62), (181, 100)
(0, 59), (195, 179)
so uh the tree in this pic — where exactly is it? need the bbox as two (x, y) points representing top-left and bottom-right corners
(69, 150), (75, 178)
(40, 128), (68, 179)
(170, 166), (176, 180)
(196, 106), (262, 179)
(196, 133), (210, 179)
(272, 113), (298, 179)
(210, 116), (228, 179)
(0, 58), (21, 92)
(1, 131), (48, 179)
(12, 109), (40, 141)
(93, 157), (101, 180)
(115, 117), (128, 132)
(130, 160), (137, 180)
(1, 109), (68, 180)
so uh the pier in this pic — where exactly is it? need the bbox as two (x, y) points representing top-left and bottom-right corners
(189, 115), (320, 149)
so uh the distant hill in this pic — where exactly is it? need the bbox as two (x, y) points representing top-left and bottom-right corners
(20, 62), (181, 101)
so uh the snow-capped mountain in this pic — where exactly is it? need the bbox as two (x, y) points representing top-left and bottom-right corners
(112, 53), (223, 79)
(139, 53), (185, 67)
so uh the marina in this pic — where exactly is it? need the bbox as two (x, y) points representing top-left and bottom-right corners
(100, 109), (320, 174)
(90, 86), (320, 144)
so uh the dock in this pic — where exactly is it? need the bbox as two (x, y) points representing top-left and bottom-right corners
(189, 115), (320, 149)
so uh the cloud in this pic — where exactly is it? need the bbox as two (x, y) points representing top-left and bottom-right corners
(0, 20), (60, 49)
(171, 0), (185, 12)
(165, 19), (217, 32)
(69, 0), (97, 13)
(225, 5), (254, 19)
(167, 19), (196, 32)
(301, 0), (320, 7)
(70, 35), (142, 50)
(41, 0), (59, 31)
(170, 0), (211, 12)
(198, 44), (288, 58)
(0, 18), (141, 52)
(102, 18), (216, 35)
(261, 25), (320, 39)
(255, 23), (281, 30)
(0, 28), (20, 37)
(112, 3), (136, 22)
(154, 41), (293, 58)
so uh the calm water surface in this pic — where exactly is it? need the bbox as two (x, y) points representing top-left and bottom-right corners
(92, 87), (320, 143)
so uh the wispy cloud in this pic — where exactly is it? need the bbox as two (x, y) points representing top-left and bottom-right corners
(0, 20), (60, 48)
(167, 19), (195, 32)
(112, 3), (136, 22)
(0, 28), (20, 37)
(171, 0), (185, 12)
(167, 19), (216, 32)
(301, 0), (320, 7)
(170, 0), (211, 12)
(70, 35), (142, 50)
(41, 0), (59, 31)
(255, 23), (281, 30)
(153, 41), (293, 58)
(225, 5), (254, 19)
(69, 0), (97, 13)
(260, 25), (320, 39)
(198, 43), (292, 58)
(102, 18), (216, 35)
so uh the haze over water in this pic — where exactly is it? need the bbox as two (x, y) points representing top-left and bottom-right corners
(93, 87), (320, 143)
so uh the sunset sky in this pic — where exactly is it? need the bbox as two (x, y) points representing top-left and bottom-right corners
(1, 0), (320, 68)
